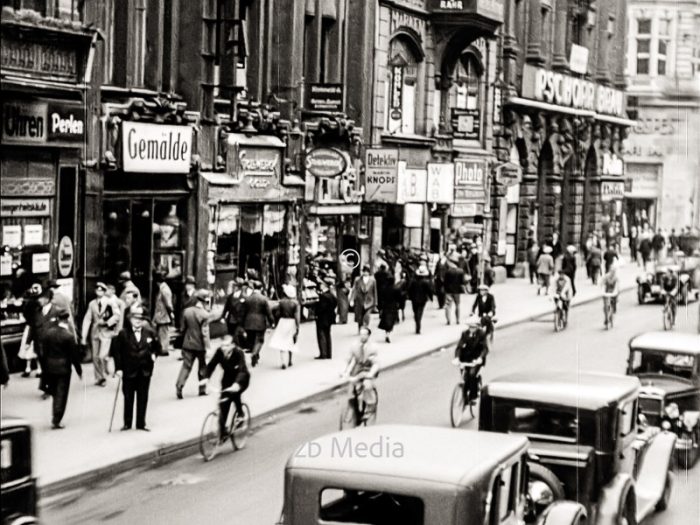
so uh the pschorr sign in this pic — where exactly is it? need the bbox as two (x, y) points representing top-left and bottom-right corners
(122, 122), (193, 173)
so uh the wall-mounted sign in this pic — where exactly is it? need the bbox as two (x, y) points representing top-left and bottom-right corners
(364, 148), (399, 203)
(624, 165), (659, 199)
(428, 0), (505, 23)
(601, 180), (625, 201)
(454, 160), (487, 205)
(24, 224), (43, 245)
(122, 122), (192, 173)
(305, 83), (344, 112)
(1, 38), (78, 81)
(602, 153), (624, 176)
(47, 104), (85, 142)
(568, 44), (589, 75)
(2, 225), (22, 247)
(451, 108), (481, 140)
(427, 163), (455, 204)
(522, 65), (626, 117)
(0, 198), (51, 217)
(390, 66), (404, 114)
(1, 102), (46, 144)
(57, 236), (74, 277)
(32, 252), (50, 274)
(305, 148), (347, 177)
(403, 203), (424, 228)
(397, 163), (427, 204)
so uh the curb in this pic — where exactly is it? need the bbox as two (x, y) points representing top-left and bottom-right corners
(38, 283), (636, 499)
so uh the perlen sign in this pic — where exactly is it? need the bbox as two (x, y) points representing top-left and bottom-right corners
(364, 148), (399, 203)
(122, 122), (192, 173)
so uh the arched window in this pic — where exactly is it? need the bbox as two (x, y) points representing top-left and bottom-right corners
(386, 36), (422, 135)
(445, 49), (484, 141)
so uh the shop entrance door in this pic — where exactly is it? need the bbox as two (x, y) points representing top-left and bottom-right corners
(130, 200), (153, 300)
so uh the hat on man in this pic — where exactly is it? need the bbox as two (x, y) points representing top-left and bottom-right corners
(416, 266), (429, 277)
(118, 271), (132, 282)
(185, 275), (196, 285)
(95, 281), (107, 292)
(195, 289), (211, 302)
(478, 284), (489, 291)
(46, 279), (60, 289)
(129, 304), (149, 319)
(234, 277), (245, 286)
(53, 306), (71, 320)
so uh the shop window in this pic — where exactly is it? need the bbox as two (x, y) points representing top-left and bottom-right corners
(386, 37), (421, 135)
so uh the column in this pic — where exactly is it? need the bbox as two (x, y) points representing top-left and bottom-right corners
(594, 0), (611, 84)
(552, 0), (569, 70)
(526, 0), (544, 65)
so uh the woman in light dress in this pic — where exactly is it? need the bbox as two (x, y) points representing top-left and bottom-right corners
(269, 284), (300, 369)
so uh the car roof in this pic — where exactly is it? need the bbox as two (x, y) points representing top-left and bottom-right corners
(485, 371), (640, 411)
(629, 332), (700, 355)
(1, 417), (30, 430)
(286, 425), (528, 486)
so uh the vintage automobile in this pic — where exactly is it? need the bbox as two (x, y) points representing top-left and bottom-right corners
(479, 371), (676, 525)
(636, 257), (699, 305)
(278, 424), (587, 525)
(627, 331), (700, 467)
(1, 418), (39, 524)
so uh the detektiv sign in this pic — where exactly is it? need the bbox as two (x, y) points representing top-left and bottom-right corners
(521, 64), (626, 118)
(122, 121), (193, 173)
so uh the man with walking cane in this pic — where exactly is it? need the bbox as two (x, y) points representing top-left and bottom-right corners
(111, 304), (162, 431)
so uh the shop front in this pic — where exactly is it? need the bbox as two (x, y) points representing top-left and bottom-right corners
(0, 14), (94, 356)
(202, 134), (302, 303)
(624, 163), (660, 230)
(101, 121), (195, 312)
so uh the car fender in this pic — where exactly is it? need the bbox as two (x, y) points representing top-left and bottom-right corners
(594, 473), (635, 525)
(634, 430), (677, 521)
(538, 501), (587, 525)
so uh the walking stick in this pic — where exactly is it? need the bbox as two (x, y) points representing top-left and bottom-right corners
(109, 375), (121, 432)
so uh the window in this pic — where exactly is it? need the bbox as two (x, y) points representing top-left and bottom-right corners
(636, 18), (652, 75)
(319, 488), (424, 524)
(447, 50), (483, 141)
(618, 400), (637, 437)
(693, 42), (700, 78)
(386, 37), (421, 135)
(657, 19), (671, 76)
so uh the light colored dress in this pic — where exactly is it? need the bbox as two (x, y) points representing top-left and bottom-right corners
(268, 298), (299, 353)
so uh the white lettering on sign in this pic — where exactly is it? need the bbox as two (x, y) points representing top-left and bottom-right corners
(247, 178), (271, 189)
(601, 181), (625, 201)
(455, 161), (484, 185)
(365, 148), (399, 203)
(122, 122), (193, 173)
(391, 66), (403, 110)
(239, 151), (278, 175)
(440, 0), (463, 8)
(51, 112), (83, 135)
(602, 153), (624, 176)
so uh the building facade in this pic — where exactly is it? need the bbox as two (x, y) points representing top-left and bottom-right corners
(623, 0), (700, 233)
(494, 0), (634, 273)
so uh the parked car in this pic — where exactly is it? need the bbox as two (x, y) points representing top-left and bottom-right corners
(479, 371), (676, 525)
(1, 418), (38, 524)
(628, 331), (700, 468)
(636, 259), (698, 305)
(278, 424), (586, 525)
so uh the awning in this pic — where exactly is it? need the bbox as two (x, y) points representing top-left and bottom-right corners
(227, 133), (285, 148)
(505, 97), (595, 117)
(594, 114), (637, 127)
(200, 171), (236, 185)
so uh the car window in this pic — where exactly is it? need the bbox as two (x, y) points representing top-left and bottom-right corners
(511, 407), (579, 442)
(634, 351), (695, 379)
(489, 463), (518, 525)
(319, 488), (424, 524)
(618, 400), (637, 437)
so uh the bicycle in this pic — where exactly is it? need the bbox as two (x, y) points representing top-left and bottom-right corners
(662, 291), (677, 331)
(603, 292), (616, 330)
(450, 360), (482, 428)
(553, 295), (568, 332)
(199, 387), (251, 461)
(339, 377), (378, 430)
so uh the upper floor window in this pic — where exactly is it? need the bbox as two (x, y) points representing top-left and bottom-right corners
(1, 0), (82, 20)
(630, 16), (676, 77)
(692, 41), (700, 78)
(657, 19), (671, 76)
(635, 18), (652, 75)
(386, 37), (422, 135)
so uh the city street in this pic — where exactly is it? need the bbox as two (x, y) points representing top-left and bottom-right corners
(41, 292), (700, 525)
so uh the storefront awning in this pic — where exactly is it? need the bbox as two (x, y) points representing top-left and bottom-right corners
(226, 134), (285, 148)
(506, 97), (595, 117)
(594, 114), (637, 127)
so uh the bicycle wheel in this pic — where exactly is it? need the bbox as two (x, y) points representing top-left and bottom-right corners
(340, 399), (358, 430)
(231, 404), (251, 450)
(199, 411), (221, 461)
(362, 387), (378, 426)
(450, 384), (466, 428)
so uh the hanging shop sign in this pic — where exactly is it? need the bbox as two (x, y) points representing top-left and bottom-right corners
(427, 163), (455, 204)
(0, 198), (51, 217)
(451, 108), (481, 140)
(57, 236), (74, 277)
(305, 148), (347, 177)
(364, 148), (400, 203)
(122, 122), (192, 173)
(305, 83), (344, 112)
(47, 103), (85, 142)
(397, 163), (427, 204)
(522, 65), (626, 117)
(601, 180), (625, 202)
(569, 44), (589, 75)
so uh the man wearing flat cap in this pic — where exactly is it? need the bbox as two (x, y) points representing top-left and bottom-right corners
(112, 304), (161, 431)
(43, 307), (83, 429)
(176, 289), (211, 398)
(81, 282), (121, 386)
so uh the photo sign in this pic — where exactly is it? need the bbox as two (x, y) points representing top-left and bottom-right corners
(122, 122), (193, 173)
(364, 148), (399, 203)
(454, 159), (487, 203)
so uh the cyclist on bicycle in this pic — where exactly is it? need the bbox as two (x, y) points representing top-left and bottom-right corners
(200, 331), (250, 442)
(452, 316), (488, 403)
(341, 326), (379, 418)
(601, 263), (620, 313)
(554, 272), (573, 316)
(471, 284), (496, 340)
(661, 267), (679, 319)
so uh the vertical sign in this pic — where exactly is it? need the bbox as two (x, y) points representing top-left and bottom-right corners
(427, 163), (455, 204)
(364, 149), (399, 203)
(390, 66), (403, 120)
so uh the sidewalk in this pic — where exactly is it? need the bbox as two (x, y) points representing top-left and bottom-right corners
(0, 263), (639, 494)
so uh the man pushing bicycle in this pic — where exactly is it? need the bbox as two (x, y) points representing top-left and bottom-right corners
(452, 317), (489, 403)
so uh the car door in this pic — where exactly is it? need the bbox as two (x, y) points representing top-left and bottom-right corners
(486, 461), (521, 525)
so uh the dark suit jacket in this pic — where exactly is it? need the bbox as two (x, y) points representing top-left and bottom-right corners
(34, 304), (59, 355)
(316, 291), (338, 327)
(444, 266), (466, 294)
(242, 292), (273, 332)
(112, 324), (161, 378)
(350, 276), (378, 318)
(181, 305), (211, 352)
(205, 345), (250, 389)
(42, 324), (82, 376)
(472, 293), (496, 317)
(222, 292), (246, 326)
(562, 253), (577, 276)
(408, 276), (434, 305)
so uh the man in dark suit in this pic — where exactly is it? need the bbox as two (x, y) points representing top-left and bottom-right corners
(349, 265), (378, 332)
(176, 290), (211, 398)
(34, 288), (59, 395)
(42, 307), (83, 429)
(443, 256), (466, 325)
(315, 279), (338, 359)
(408, 266), (434, 334)
(242, 281), (273, 367)
(218, 278), (247, 338)
(112, 304), (162, 431)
